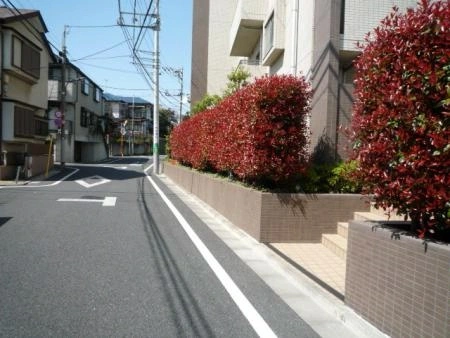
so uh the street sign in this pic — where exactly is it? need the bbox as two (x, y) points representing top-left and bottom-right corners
(120, 127), (126, 135)
(55, 117), (63, 128)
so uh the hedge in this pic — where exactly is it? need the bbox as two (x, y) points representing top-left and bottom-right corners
(170, 75), (312, 185)
(350, 0), (450, 237)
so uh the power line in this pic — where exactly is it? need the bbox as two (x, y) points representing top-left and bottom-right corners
(74, 60), (142, 74)
(71, 40), (129, 61)
(65, 24), (119, 28)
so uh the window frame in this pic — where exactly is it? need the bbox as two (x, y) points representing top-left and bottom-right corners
(82, 79), (90, 95)
(11, 35), (41, 79)
(263, 13), (274, 57)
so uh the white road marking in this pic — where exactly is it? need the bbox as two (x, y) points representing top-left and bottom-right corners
(75, 175), (111, 188)
(143, 164), (277, 338)
(101, 165), (128, 170)
(57, 196), (117, 206)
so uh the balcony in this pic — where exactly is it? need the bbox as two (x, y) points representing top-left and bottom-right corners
(47, 80), (77, 103)
(229, 0), (267, 57)
(238, 59), (268, 79)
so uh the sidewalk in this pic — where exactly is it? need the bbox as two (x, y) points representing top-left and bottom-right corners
(0, 168), (61, 186)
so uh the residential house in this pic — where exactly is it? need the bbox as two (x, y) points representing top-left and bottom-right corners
(191, 0), (418, 162)
(0, 7), (55, 179)
(48, 61), (107, 163)
(103, 93), (153, 156)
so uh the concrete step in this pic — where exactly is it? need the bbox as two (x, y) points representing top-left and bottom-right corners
(354, 211), (407, 222)
(322, 234), (347, 260)
(369, 202), (408, 221)
(337, 222), (348, 239)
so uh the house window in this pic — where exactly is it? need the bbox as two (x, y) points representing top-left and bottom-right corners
(14, 106), (35, 137)
(35, 117), (48, 136)
(80, 108), (88, 127)
(264, 13), (274, 57)
(12, 36), (41, 79)
(89, 112), (97, 126)
(95, 88), (101, 102)
(82, 79), (90, 95)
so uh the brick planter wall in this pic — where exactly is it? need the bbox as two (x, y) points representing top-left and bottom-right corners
(345, 220), (450, 338)
(162, 161), (369, 242)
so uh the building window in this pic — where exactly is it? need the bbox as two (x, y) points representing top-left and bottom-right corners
(80, 108), (88, 127)
(35, 117), (48, 136)
(14, 106), (35, 137)
(264, 13), (274, 57)
(95, 88), (101, 102)
(82, 79), (90, 95)
(12, 36), (41, 79)
(89, 112), (97, 126)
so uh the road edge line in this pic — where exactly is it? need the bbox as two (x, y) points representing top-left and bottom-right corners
(143, 165), (277, 338)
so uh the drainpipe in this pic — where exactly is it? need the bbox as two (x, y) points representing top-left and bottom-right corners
(291, 0), (299, 75)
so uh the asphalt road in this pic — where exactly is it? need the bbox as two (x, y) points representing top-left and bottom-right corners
(0, 157), (319, 337)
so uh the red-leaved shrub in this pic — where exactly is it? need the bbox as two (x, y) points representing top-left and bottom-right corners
(170, 75), (312, 185)
(350, 0), (450, 237)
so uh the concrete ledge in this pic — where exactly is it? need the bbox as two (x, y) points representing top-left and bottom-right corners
(162, 161), (369, 242)
(346, 220), (450, 338)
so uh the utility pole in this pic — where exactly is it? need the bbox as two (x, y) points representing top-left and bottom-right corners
(131, 95), (135, 155)
(175, 68), (183, 123)
(152, 0), (160, 174)
(117, 0), (160, 173)
(60, 25), (68, 168)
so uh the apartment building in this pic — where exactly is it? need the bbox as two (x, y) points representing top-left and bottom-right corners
(191, 0), (418, 162)
(0, 7), (55, 179)
(48, 62), (107, 163)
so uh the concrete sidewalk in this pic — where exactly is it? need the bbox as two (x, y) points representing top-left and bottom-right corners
(0, 168), (61, 186)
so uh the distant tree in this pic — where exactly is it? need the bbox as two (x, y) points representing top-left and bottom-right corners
(190, 66), (251, 116)
(223, 65), (251, 97)
(159, 108), (177, 138)
(190, 94), (222, 116)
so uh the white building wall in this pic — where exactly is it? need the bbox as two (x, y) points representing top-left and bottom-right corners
(280, 0), (315, 78)
(207, 0), (241, 95)
(342, 0), (418, 51)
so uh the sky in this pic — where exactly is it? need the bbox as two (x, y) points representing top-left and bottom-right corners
(8, 0), (193, 115)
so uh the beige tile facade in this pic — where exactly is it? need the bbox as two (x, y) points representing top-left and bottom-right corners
(346, 220), (450, 338)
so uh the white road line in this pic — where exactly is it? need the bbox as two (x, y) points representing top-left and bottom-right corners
(57, 196), (117, 206)
(143, 164), (277, 338)
(0, 168), (79, 189)
(75, 176), (111, 188)
(102, 197), (117, 206)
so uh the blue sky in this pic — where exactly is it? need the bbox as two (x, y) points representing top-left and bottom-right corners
(11, 0), (193, 114)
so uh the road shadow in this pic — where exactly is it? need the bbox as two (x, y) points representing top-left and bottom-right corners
(136, 176), (216, 337)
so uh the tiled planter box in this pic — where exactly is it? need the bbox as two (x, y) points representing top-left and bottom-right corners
(162, 161), (369, 242)
(345, 220), (450, 338)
